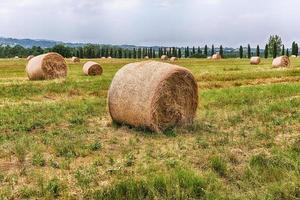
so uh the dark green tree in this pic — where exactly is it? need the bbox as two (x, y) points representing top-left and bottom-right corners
(211, 45), (215, 56)
(204, 45), (208, 57)
(264, 44), (269, 58)
(268, 35), (282, 57)
(239, 46), (243, 58)
(219, 45), (224, 58)
(281, 45), (285, 55)
(247, 44), (251, 58)
(256, 45), (260, 57)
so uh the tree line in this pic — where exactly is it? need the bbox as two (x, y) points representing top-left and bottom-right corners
(0, 35), (298, 59)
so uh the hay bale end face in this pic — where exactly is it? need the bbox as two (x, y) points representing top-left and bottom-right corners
(250, 56), (261, 65)
(108, 61), (198, 133)
(25, 52), (68, 80)
(72, 57), (80, 62)
(83, 61), (103, 76)
(27, 55), (34, 61)
(212, 53), (221, 60)
(161, 55), (168, 60)
(272, 56), (290, 68)
(170, 57), (178, 62)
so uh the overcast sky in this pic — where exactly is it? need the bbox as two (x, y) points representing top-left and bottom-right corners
(0, 0), (299, 47)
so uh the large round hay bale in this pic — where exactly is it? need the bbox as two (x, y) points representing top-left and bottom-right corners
(25, 52), (68, 80)
(83, 61), (103, 76)
(272, 56), (290, 68)
(72, 57), (80, 62)
(170, 57), (178, 62)
(212, 53), (221, 60)
(108, 61), (198, 132)
(161, 55), (168, 61)
(27, 55), (34, 61)
(250, 56), (261, 65)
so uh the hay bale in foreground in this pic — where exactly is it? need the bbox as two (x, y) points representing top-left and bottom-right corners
(161, 55), (168, 60)
(83, 61), (103, 76)
(27, 55), (34, 61)
(26, 52), (67, 80)
(108, 61), (198, 132)
(272, 56), (290, 68)
(212, 53), (221, 60)
(250, 56), (261, 65)
(72, 57), (80, 62)
(170, 57), (178, 62)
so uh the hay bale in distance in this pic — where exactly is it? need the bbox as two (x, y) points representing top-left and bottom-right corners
(83, 61), (103, 76)
(108, 61), (198, 132)
(291, 55), (297, 58)
(207, 56), (212, 60)
(272, 56), (290, 68)
(25, 52), (68, 80)
(108, 56), (112, 59)
(72, 57), (80, 62)
(170, 57), (178, 62)
(144, 56), (149, 59)
(101, 57), (106, 59)
(161, 55), (168, 61)
(250, 56), (261, 65)
(212, 53), (221, 60)
(27, 55), (34, 61)
(14, 56), (19, 59)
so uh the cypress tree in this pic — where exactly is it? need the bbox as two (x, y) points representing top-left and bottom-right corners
(186, 47), (190, 58)
(197, 47), (201, 54)
(239, 46), (243, 58)
(247, 44), (251, 59)
(211, 45), (215, 56)
(178, 48), (182, 58)
(133, 48), (137, 59)
(286, 49), (290, 57)
(264, 44), (269, 58)
(273, 42), (277, 58)
(256, 45), (260, 57)
(192, 46), (196, 55)
(295, 43), (299, 56)
(219, 45), (224, 58)
(281, 45), (285, 55)
(204, 45), (208, 57)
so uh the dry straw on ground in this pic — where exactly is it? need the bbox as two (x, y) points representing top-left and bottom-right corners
(272, 56), (290, 68)
(161, 55), (168, 61)
(108, 61), (198, 132)
(212, 53), (222, 60)
(27, 55), (34, 61)
(83, 61), (103, 76)
(72, 57), (80, 62)
(170, 57), (178, 62)
(250, 56), (261, 65)
(25, 52), (68, 80)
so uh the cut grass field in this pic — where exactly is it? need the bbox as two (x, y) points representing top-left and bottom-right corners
(1, 58), (300, 199)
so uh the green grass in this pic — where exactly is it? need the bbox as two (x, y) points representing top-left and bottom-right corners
(1, 58), (300, 199)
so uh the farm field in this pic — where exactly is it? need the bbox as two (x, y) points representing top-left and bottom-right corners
(1, 58), (300, 199)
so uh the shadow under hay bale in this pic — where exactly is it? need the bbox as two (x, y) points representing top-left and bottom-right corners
(108, 61), (198, 133)
(83, 61), (103, 76)
(25, 52), (68, 80)
(272, 56), (290, 68)
(250, 56), (261, 65)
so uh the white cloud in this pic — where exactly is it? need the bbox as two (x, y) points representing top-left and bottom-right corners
(0, 0), (300, 46)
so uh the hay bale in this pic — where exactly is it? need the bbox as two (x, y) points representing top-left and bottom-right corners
(170, 57), (178, 62)
(108, 56), (112, 59)
(250, 56), (261, 65)
(291, 55), (297, 58)
(212, 53), (221, 60)
(101, 57), (106, 59)
(108, 61), (198, 132)
(207, 56), (212, 60)
(25, 52), (68, 80)
(272, 56), (290, 68)
(83, 61), (103, 76)
(144, 56), (149, 59)
(161, 55), (168, 60)
(14, 56), (19, 59)
(72, 57), (80, 62)
(27, 55), (34, 61)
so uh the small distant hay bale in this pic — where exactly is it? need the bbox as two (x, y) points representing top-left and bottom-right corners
(161, 55), (168, 60)
(272, 56), (290, 68)
(291, 55), (297, 58)
(108, 61), (198, 132)
(207, 56), (212, 60)
(212, 53), (222, 60)
(101, 57), (106, 59)
(83, 61), (103, 76)
(170, 57), (178, 62)
(27, 55), (34, 61)
(250, 56), (261, 65)
(72, 57), (80, 62)
(14, 56), (19, 59)
(144, 56), (149, 59)
(25, 52), (68, 80)
(108, 56), (112, 59)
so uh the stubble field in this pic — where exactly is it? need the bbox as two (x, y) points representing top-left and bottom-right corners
(0, 58), (300, 199)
